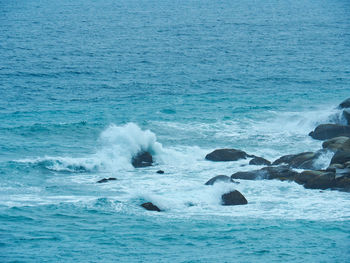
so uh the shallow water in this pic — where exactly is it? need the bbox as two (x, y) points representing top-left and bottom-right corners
(1, 0), (350, 262)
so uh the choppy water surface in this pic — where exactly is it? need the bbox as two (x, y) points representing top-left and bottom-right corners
(1, 0), (350, 262)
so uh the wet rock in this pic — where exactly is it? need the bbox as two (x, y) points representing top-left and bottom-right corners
(328, 163), (345, 170)
(294, 170), (325, 185)
(303, 172), (336, 190)
(205, 175), (234, 185)
(294, 170), (336, 190)
(335, 171), (350, 191)
(330, 151), (350, 165)
(132, 151), (153, 168)
(249, 156), (271, 166)
(205, 148), (249, 162)
(309, 124), (350, 140)
(339, 98), (350, 109)
(231, 165), (298, 181)
(156, 170), (164, 174)
(231, 169), (266, 180)
(261, 166), (299, 181)
(97, 177), (117, 183)
(221, 190), (248, 206)
(322, 136), (350, 151)
(272, 152), (318, 169)
(141, 202), (161, 212)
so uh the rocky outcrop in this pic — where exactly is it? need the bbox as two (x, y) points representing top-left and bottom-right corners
(231, 165), (299, 181)
(249, 156), (271, 166)
(205, 148), (250, 162)
(205, 175), (235, 185)
(330, 151), (350, 166)
(322, 136), (350, 151)
(141, 202), (161, 212)
(132, 151), (153, 168)
(309, 124), (350, 140)
(221, 190), (248, 205)
(272, 152), (320, 169)
(339, 98), (350, 109)
(97, 177), (117, 183)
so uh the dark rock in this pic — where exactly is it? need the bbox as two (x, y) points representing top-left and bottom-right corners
(141, 202), (161, 212)
(322, 136), (350, 151)
(156, 170), (164, 174)
(295, 170), (336, 190)
(249, 156), (271, 166)
(309, 124), (350, 140)
(294, 170), (325, 185)
(330, 151), (350, 165)
(231, 169), (267, 180)
(205, 175), (234, 185)
(328, 164), (345, 170)
(205, 148), (249, 162)
(343, 109), (350, 125)
(335, 171), (350, 191)
(231, 165), (298, 181)
(272, 152), (317, 169)
(260, 166), (299, 181)
(132, 151), (153, 168)
(339, 98), (350, 109)
(221, 190), (248, 206)
(97, 177), (117, 183)
(304, 172), (336, 190)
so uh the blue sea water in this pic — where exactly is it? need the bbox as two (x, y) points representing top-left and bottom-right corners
(1, 0), (350, 262)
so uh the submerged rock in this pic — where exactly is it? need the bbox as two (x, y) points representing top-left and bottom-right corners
(339, 98), (350, 109)
(205, 148), (249, 162)
(309, 124), (350, 140)
(249, 156), (271, 166)
(141, 202), (161, 212)
(132, 151), (153, 168)
(97, 177), (117, 183)
(205, 175), (234, 185)
(221, 190), (248, 206)
(322, 136), (350, 152)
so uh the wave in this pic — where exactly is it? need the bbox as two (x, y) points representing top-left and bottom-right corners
(16, 123), (165, 172)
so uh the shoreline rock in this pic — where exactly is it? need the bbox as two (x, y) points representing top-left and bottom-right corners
(309, 124), (350, 140)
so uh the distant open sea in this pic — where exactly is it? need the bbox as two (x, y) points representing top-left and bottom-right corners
(1, 0), (350, 262)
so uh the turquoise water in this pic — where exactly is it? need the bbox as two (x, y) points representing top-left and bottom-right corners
(1, 0), (350, 262)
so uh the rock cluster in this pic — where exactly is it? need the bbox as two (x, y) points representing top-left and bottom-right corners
(203, 98), (350, 192)
(137, 98), (350, 213)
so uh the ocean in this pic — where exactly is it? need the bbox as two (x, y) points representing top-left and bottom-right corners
(1, 0), (350, 262)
